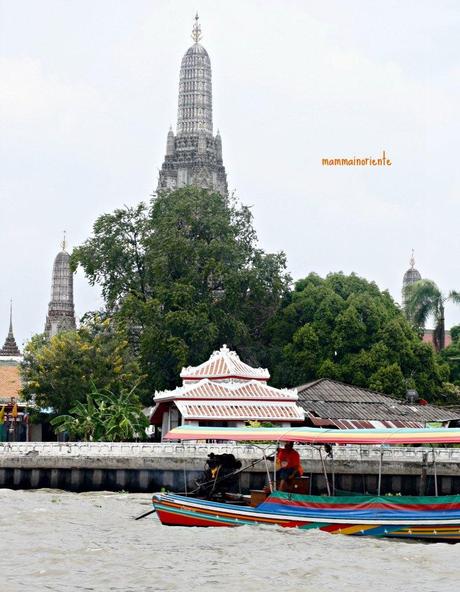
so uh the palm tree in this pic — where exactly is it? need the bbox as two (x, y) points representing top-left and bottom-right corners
(404, 279), (460, 352)
(50, 390), (103, 441)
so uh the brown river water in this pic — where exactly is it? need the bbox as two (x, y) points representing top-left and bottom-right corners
(0, 489), (458, 592)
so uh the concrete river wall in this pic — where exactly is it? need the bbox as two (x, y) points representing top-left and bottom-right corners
(0, 442), (459, 495)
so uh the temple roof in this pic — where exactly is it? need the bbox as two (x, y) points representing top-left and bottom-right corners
(0, 301), (21, 358)
(174, 400), (304, 423)
(184, 42), (209, 57)
(152, 345), (303, 426)
(0, 363), (22, 403)
(180, 345), (270, 382)
(402, 250), (421, 286)
(155, 378), (296, 402)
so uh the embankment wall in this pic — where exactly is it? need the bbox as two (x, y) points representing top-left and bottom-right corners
(0, 442), (459, 495)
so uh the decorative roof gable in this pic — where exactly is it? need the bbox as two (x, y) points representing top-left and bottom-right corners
(155, 378), (297, 402)
(180, 344), (270, 382)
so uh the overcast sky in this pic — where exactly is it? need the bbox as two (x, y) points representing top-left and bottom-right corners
(1, 0), (460, 349)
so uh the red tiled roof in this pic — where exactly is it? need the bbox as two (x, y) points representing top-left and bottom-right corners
(180, 345), (270, 382)
(0, 364), (22, 403)
(174, 400), (305, 422)
(422, 330), (452, 348)
(155, 378), (298, 402)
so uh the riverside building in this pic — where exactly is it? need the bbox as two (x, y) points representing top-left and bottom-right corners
(150, 345), (305, 440)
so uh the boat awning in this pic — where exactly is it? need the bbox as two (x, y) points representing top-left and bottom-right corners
(165, 425), (460, 445)
(174, 400), (305, 422)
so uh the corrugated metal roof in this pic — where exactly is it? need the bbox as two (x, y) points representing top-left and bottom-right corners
(297, 379), (460, 423)
(180, 345), (270, 381)
(175, 400), (305, 422)
(155, 378), (298, 402)
(309, 416), (423, 429)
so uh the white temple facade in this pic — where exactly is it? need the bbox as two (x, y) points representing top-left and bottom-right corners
(150, 345), (305, 440)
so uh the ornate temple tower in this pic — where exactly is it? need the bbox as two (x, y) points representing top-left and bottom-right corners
(157, 14), (228, 196)
(44, 236), (76, 338)
(0, 300), (21, 358)
(402, 250), (422, 310)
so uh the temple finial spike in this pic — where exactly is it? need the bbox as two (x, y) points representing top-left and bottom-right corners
(410, 249), (415, 269)
(62, 230), (67, 252)
(191, 12), (202, 43)
(9, 299), (13, 335)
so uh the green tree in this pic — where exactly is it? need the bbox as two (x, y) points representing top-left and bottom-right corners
(266, 272), (447, 399)
(450, 325), (460, 343)
(72, 187), (290, 391)
(51, 383), (148, 441)
(21, 316), (144, 414)
(50, 390), (104, 441)
(71, 204), (150, 308)
(440, 340), (460, 386)
(404, 279), (460, 352)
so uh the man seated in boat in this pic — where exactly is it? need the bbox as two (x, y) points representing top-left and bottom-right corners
(276, 442), (303, 492)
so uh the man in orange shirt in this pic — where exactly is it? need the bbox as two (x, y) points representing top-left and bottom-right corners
(276, 442), (303, 492)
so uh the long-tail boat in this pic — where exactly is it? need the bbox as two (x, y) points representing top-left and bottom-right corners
(151, 426), (460, 541)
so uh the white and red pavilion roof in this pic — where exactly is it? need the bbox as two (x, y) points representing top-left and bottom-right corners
(180, 344), (270, 382)
(155, 379), (298, 402)
(174, 400), (304, 422)
(151, 345), (305, 426)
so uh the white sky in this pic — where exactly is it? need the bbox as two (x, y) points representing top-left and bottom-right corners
(1, 0), (460, 349)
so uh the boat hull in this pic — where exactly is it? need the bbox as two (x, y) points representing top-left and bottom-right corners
(152, 492), (460, 541)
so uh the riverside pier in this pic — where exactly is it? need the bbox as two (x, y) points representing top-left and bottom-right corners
(1, 442), (459, 495)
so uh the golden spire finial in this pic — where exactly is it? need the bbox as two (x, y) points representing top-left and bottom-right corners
(62, 230), (67, 252)
(191, 12), (202, 43)
(410, 248), (415, 269)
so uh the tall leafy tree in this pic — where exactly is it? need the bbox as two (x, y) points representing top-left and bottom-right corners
(72, 187), (290, 391)
(21, 316), (145, 414)
(266, 273), (449, 399)
(404, 279), (460, 352)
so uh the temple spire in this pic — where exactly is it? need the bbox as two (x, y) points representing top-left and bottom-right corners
(0, 299), (21, 358)
(402, 250), (422, 313)
(44, 238), (76, 338)
(156, 14), (228, 196)
(191, 12), (202, 43)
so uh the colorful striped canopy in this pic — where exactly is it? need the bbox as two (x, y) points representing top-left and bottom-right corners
(165, 425), (460, 444)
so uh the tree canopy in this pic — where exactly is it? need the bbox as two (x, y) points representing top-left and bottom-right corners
(50, 383), (148, 442)
(21, 316), (145, 413)
(72, 187), (290, 392)
(22, 187), (458, 418)
(266, 273), (449, 399)
(440, 329), (460, 389)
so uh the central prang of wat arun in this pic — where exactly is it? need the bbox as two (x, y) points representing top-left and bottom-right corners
(156, 14), (228, 196)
